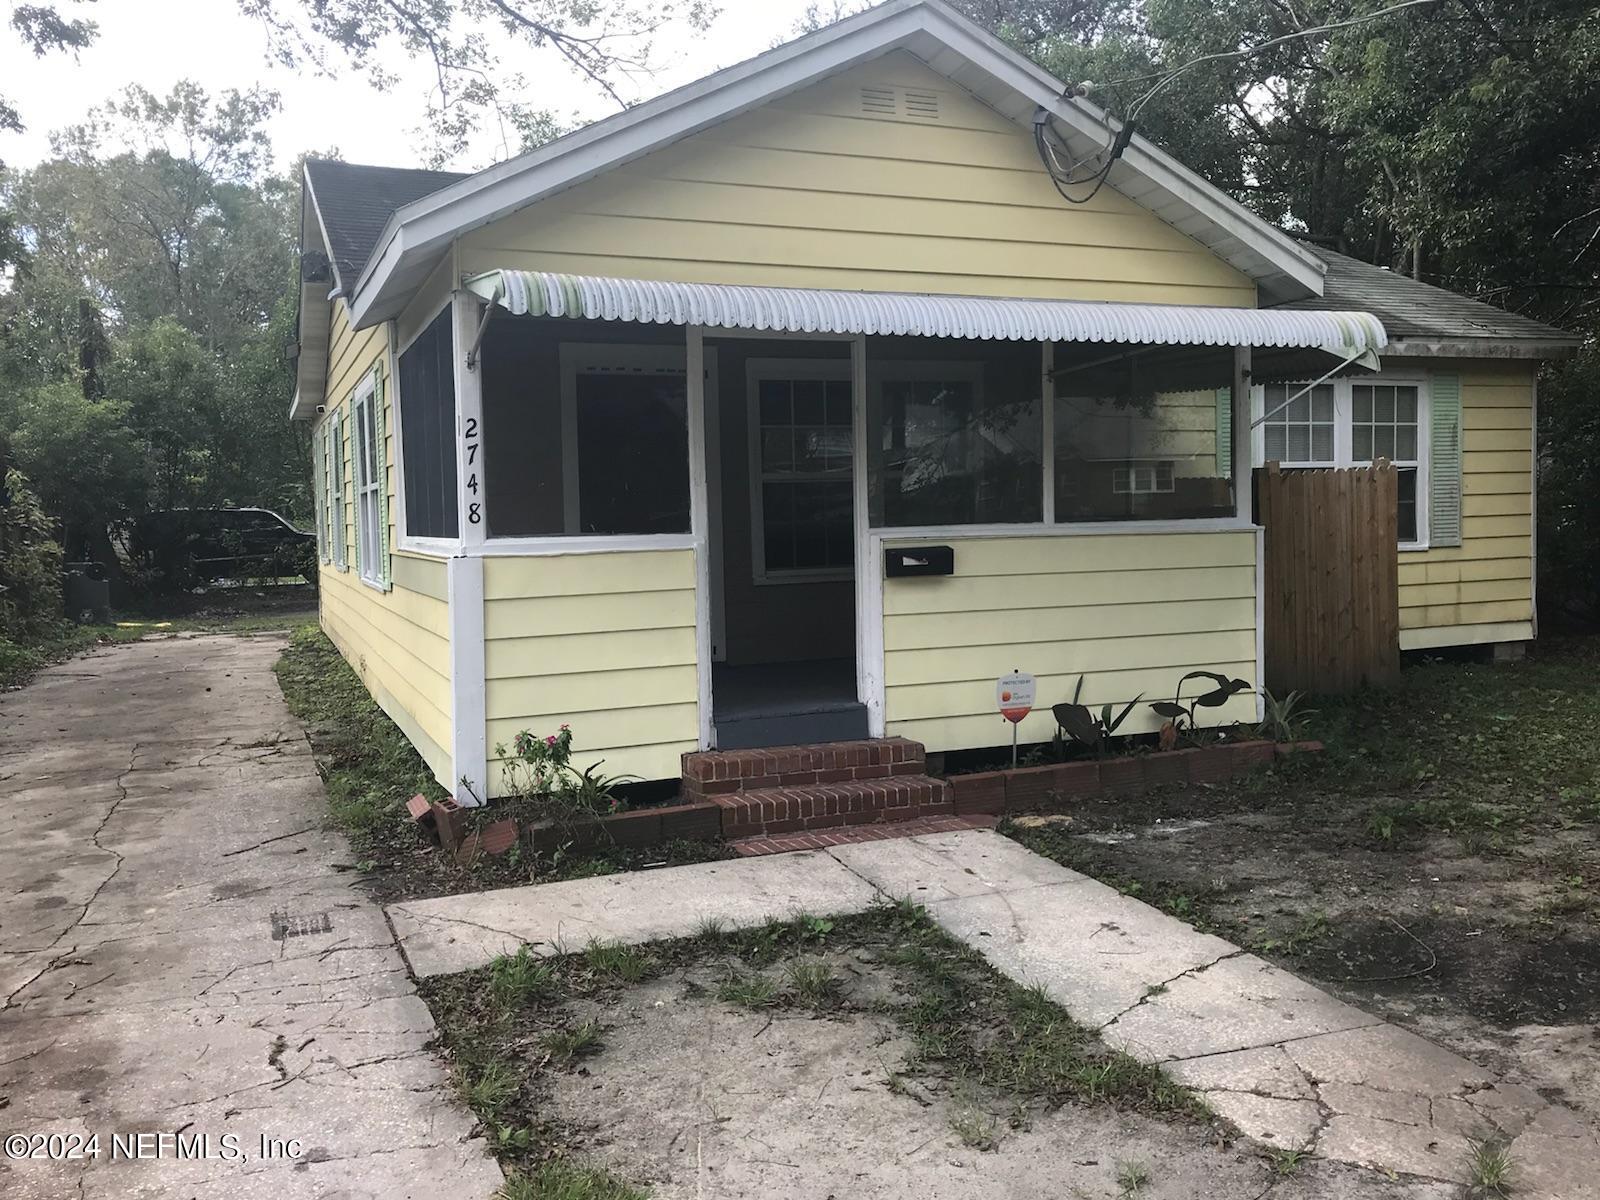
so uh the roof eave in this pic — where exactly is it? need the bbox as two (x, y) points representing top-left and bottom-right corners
(347, 0), (1325, 329)
(1383, 336), (1584, 361)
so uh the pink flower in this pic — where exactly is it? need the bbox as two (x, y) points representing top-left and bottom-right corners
(560, 723), (570, 730)
(546, 734), (557, 746)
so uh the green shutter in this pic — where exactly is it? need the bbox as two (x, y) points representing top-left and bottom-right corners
(350, 401), (362, 580)
(1429, 374), (1462, 547)
(1215, 387), (1232, 477)
(373, 366), (392, 589)
(312, 427), (328, 563)
(334, 410), (348, 571)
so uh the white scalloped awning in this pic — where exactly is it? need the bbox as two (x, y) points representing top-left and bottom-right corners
(464, 270), (1387, 362)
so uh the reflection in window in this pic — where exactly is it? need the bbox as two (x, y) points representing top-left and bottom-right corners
(868, 358), (1041, 528)
(755, 377), (853, 576)
(1054, 391), (1233, 522)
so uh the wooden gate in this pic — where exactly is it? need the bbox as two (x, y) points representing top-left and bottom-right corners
(1257, 462), (1401, 694)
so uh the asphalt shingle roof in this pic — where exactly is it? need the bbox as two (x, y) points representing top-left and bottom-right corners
(303, 159), (466, 288)
(303, 159), (1577, 350)
(1284, 245), (1575, 347)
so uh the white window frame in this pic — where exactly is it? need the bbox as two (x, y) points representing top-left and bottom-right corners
(330, 408), (348, 571)
(1111, 461), (1176, 495)
(352, 370), (384, 588)
(393, 303), (461, 556)
(1252, 372), (1431, 551)
(746, 358), (855, 585)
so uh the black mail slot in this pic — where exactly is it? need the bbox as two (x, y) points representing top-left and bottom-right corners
(885, 545), (954, 577)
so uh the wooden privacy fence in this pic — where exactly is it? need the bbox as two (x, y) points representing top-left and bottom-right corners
(1257, 462), (1401, 694)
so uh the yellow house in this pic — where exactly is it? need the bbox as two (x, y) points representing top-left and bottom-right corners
(289, 0), (1576, 801)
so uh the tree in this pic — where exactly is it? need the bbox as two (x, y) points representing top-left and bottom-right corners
(2, 2), (97, 140)
(236, 0), (718, 163)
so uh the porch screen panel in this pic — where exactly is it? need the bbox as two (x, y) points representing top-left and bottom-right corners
(397, 307), (459, 539)
(1051, 342), (1235, 522)
(480, 316), (689, 538)
(866, 338), (1042, 528)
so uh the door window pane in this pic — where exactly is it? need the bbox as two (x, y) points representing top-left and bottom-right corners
(755, 376), (853, 577)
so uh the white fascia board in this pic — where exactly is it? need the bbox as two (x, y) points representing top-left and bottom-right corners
(348, 0), (1325, 329)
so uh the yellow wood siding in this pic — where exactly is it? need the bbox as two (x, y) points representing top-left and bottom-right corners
(482, 550), (699, 791)
(458, 52), (1256, 307)
(317, 299), (454, 786)
(1398, 360), (1536, 649)
(880, 531), (1259, 751)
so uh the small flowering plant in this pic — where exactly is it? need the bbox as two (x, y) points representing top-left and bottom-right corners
(495, 724), (633, 827)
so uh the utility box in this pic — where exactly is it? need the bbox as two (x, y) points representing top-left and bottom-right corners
(63, 561), (112, 625)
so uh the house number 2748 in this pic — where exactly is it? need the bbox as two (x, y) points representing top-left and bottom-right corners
(463, 417), (481, 525)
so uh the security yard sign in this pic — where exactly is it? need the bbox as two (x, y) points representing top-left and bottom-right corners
(997, 670), (1035, 767)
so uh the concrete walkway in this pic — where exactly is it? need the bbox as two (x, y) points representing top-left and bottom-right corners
(0, 635), (501, 1200)
(392, 829), (1599, 1198)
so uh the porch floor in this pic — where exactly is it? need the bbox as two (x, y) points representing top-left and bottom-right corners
(712, 658), (866, 749)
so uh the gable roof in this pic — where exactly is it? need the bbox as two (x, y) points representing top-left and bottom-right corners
(303, 159), (467, 292)
(1284, 246), (1580, 358)
(344, 0), (1331, 328)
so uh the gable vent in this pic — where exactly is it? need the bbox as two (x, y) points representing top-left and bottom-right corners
(857, 86), (942, 121)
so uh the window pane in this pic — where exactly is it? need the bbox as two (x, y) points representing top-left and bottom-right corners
(1288, 426), (1310, 462)
(793, 379), (825, 424)
(1396, 426), (1417, 461)
(1311, 425), (1333, 462)
(1312, 386), (1334, 422)
(1397, 389), (1418, 422)
(759, 380), (790, 426)
(1264, 425), (1287, 462)
(1374, 426), (1395, 460)
(397, 306), (458, 539)
(1375, 388), (1395, 423)
(1397, 468), (1418, 543)
(576, 373), (690, 534)
(1287, 393), (1309, 421)
(870, 339), (1041, 527)
(1352, 426), (1372, 461)
(825, 380), (851, 426)
(1353, 388), (1372, 423)
(762, 428), (792, 471)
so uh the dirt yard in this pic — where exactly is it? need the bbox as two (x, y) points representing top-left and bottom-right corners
(421, 905), (1455, 1199)
(1006, 636), (1600, 1121)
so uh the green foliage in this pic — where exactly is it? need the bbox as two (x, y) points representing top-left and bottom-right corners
(1150, 671), (1253, 740)
(542, 1018), (603, 1064)
(497, 726), (636, 832)
(489, 947), (558, 1010)
(582, 939), (650, 984)
(497, 1162), (646, 1200)
(0, 469), (64, 642)
(716, 970), (780, 1008)
(1466, 1138), (1514, 1197)
(1259, 689), (1315, 744)
(1053, 674), (1143, 757)
(8, 382), (149, 534)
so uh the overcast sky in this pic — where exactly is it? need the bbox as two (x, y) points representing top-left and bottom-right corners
(0, 0), (821, 173)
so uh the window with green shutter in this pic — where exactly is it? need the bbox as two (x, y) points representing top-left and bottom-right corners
(1429, 374), (1462, 548)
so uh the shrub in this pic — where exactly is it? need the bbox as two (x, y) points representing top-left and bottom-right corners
(0, 469), (65, 643)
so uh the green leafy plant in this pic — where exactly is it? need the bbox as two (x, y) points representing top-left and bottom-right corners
(1149, 671), (1253, 740)
(1260, 688), (1316, 744)
(495, 725), (638, 833)
(1053, 675), (1143, 757)
(543, 1018), (603, 1064)
(717, 970), (779, 1008)
(489, 946), (557, 1009)
(1466, 1138), (1513, 1197)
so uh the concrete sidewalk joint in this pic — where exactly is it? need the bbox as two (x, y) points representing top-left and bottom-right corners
(387, 826), (1598, 1197)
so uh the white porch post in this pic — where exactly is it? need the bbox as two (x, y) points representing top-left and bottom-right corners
(1233, 345), (1254, 524)
(1041, 340), (1056, 525)
(687, 324), (714, 750)
(448, 288), (487, 804)
(852, 333), (885, 736)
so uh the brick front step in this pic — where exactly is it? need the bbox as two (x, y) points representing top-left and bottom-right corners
(682, 738), (926, 799)
(730, 813), (999, 857)
(713, 773), (952, 839)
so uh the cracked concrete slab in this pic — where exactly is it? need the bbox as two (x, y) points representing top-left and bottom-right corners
(388, 828), (1597, 1195)
(390, 849), (879, 977)
(0, 635), (500, 1200)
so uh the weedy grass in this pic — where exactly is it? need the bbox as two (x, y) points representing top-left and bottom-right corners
(1115, 1159), (1152, 1198)
(497, 1161), (647, 1200)
(419, 900), (1210, 1182)
(1466, 1138), (1514, 1197)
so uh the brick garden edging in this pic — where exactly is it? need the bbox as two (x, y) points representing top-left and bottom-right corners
(946, 740), (1324, 816)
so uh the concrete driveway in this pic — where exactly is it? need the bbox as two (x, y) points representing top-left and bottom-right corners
(0, 634), (501, 1200)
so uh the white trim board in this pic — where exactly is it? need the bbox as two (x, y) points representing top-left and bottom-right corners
(347, 0), (1326, 328)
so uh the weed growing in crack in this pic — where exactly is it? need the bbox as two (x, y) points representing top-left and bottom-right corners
(948, 1101), (1001, 1151)
(497, 1161), (646, 1200)
(1115, 1158), (1151, 1198)
(786, 961), (842, 1008)
(1466, 1138), (1513, 1197)
(463, 1059), (520, 1119)
(717, 970), (779, 1008)
(1265, 1147), (1309, 1175)
(490, 947), (557, 1010)
(583, 940), (649, 983)
(692, 915), (728, 940)
(543, 1018), (604, 1064)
